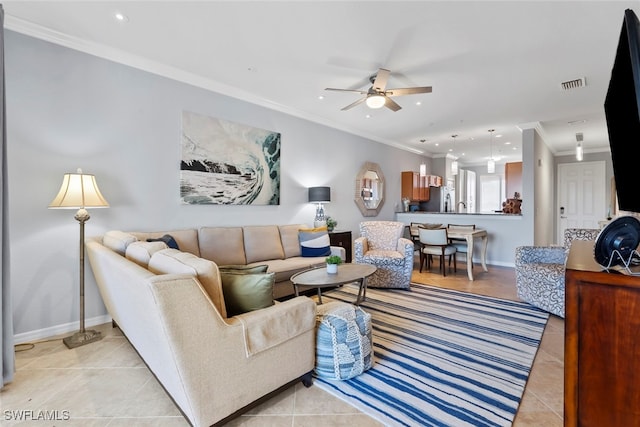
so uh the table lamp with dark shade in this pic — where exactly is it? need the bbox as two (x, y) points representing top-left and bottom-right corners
(308, 186), (330, 228)
(49, 168), (109, 349)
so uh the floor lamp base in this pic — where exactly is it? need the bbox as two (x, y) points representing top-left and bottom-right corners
(63, 329), (103, 349)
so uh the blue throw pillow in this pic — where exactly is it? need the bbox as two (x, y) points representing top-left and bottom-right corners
(147, 234), (180, 250)
(299, 227), (331, 257)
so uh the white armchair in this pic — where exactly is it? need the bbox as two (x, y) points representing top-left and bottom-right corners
(354, 221), (414, 289)
(515, 228), (600, 317)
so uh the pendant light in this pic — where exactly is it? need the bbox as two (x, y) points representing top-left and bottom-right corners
(450, 134), (459, 176)
(576, 132), (584, 161)
(487, 129), (495, 174)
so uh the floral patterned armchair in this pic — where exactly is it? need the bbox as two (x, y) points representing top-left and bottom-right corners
(515, 228), (600, 317)
(354, 221), (414, 289)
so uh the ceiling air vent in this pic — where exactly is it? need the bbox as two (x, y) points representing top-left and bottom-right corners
(576, 132), (584, 142)
(561, 77), (586, 90)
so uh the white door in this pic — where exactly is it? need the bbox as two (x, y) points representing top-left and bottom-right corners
(557, 161), (606, 242)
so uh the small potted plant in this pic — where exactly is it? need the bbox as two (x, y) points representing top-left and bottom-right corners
(326, 217), (338, 232)
(325, 255), (343, 274)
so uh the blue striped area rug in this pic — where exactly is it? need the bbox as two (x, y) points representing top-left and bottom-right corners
(316, 283), (549, 427)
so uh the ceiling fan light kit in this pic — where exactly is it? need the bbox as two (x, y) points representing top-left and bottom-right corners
(325, 67), (431, 112)
(366, 94), (386, 109)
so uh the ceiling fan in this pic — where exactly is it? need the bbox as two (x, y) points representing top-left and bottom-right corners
(325, 68), (432, 112)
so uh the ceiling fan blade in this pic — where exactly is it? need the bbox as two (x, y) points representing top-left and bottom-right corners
(372, 68), (391, 92)
(341, 97), (367, 111)
(384, 96), (402, 112)
(325, 87), (368, 94)
(386, 86), (432, 97)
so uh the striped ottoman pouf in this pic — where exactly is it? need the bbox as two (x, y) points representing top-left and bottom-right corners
(315, 301), (373, 380)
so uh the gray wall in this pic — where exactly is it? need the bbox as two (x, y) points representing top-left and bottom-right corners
(6, 31), (431, 339)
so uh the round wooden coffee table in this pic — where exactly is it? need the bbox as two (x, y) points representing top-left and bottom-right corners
(290, 263), (377, 305)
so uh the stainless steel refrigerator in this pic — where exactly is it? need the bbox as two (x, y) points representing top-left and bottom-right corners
(423, 185), (455, 212)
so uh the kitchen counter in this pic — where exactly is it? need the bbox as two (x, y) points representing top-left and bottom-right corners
(405, 211), (521, 216)
(396, 212), (527, 268)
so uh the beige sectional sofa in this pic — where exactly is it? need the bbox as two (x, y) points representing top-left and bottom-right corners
(86, 224), (345, 427)
(127, 224), (345, 299)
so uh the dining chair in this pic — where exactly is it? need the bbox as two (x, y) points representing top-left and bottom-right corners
(418, 227), (457, 276)
(447, 224), (476, 267)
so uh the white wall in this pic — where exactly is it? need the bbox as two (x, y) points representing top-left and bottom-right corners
(5, 31), (431, 338)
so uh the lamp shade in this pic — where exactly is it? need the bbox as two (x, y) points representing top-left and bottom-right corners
(487, 159), (495, 174)
(308, 186), (330, 203)
(49, 169), (109, 209)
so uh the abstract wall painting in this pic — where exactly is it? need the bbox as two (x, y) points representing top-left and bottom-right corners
(180, 111), (281, 205)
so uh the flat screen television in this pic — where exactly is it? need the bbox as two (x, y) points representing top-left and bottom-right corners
(598, 9), (640, 267)
(604, 8), (640, 214)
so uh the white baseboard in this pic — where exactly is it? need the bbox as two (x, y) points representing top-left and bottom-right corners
(13, 315), (113, 344)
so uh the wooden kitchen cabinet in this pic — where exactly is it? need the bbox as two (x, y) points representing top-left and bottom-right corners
(401, 171), (433, 202)
(564, 240), (640, 426)
(505, 161), (522, 198)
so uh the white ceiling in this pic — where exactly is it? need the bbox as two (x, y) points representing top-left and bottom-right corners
(4, 1), (638, 167)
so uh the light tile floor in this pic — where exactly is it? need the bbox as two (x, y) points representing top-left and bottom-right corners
(1, 263), (563, 426)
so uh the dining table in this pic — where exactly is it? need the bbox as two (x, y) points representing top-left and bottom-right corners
(411, 226), (488, 280)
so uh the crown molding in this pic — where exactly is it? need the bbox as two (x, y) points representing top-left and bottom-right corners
(4, 15), (424, 155)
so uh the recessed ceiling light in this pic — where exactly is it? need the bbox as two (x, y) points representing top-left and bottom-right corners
(435, 143), (439, 147)
(495, 134), (503, 138)
(505, 141), (511, 145)
(416, 101), (422, 106)
(318, 95), (324, 100)
(365, 114), (371, 119)
(114, 12), (128, 22)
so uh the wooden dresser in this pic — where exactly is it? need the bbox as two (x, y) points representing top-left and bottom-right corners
(565, 240), (640, 426)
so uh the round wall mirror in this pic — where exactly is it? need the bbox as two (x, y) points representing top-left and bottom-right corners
(355, 161), (385, 216)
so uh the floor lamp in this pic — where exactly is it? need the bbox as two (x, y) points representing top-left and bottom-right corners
(49, 168), (109, 349)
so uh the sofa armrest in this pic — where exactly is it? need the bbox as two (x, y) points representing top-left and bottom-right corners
(396, 237), (414, 256)
(329, 245), (346, 262)
(232, 296), (316, 356)
(354, 236), (368, 260)
(515, 246), (566, 265)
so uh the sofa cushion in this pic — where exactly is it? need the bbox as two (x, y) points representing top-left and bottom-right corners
(125, 241), (168, 267)
(148, 249), (227, 318)
(244, 226), (285, 264)
(248, 257), (326, 283)
(221, 272), (275, 317)
(130, 229), (200, 256)
(146, 234), (180, 250)
(198, 227), (246, 265)
(103, 230), (138, 256)
(298, 226), (331, 257)
(219, 264), (269, 274)
(279, 224), (305, 258)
